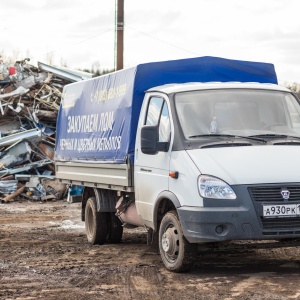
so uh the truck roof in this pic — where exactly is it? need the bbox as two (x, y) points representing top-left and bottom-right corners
(147, 82), (289, 94)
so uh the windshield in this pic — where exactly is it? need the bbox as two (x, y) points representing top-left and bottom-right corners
(175, 89), (300, 139)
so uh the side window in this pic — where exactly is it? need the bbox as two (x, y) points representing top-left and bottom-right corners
(145, 97), (163, 125)
(145, 97), (171, 143)
(159, 101), (171, 142)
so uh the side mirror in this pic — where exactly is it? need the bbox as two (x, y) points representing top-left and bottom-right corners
(141, 125), (170, 154)
(141, 125), (158, 154)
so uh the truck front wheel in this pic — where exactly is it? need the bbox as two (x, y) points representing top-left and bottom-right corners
(159, 210), (197, 272)
(85, 197), (108, 245)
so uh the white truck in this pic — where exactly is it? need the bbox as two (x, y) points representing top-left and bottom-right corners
(55, 56), (300, 272)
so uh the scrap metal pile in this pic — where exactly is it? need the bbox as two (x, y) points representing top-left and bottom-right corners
(0, 57), (92, 203)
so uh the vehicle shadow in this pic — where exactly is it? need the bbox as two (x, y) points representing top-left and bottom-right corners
(192, 245), (300, 275)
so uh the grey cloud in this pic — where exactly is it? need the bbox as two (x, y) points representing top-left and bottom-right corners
(1, 0), (34, 10)
(127, 8), (180, 34)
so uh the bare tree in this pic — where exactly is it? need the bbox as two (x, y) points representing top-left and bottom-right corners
(91, 61), (101, 76)
(0, 50), (7, 61)
(45, 52), (55, 65)
(12, 49), (20, 62)
(60, 57), (68, 67)
(25, 49), (32, 60)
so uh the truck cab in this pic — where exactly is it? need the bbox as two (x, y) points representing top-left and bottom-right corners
(134, 82), (300, 270)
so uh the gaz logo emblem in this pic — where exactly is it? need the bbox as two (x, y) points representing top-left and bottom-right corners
(281, 189), (290, 200)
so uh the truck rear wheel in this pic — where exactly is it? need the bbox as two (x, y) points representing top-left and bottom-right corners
(159, 210), (197, 272)
(107, 213), (123, 243)
(85, 197), (108, 245)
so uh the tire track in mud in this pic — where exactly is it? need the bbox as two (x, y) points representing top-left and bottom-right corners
(121, 265), (163, 300)
(2, 201), (300, 299)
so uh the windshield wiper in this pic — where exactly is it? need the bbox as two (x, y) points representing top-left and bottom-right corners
(189, 134), (267, 143)
(249, 134), (300, 140)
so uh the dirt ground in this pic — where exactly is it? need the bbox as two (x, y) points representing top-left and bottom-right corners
(1, 200), (300, 300)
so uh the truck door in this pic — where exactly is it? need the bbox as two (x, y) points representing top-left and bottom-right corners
(134, 95), (172, 224)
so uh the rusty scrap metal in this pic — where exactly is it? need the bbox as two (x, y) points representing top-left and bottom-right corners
(0, 175), (14, 181)
(0, 180), (18, 194)
(1, 184), (25, 203)
(0, 129), (42, 147)
(0, 57), (91, 202)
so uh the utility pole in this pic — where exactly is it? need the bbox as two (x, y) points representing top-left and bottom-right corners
(115, 0), (124, 70)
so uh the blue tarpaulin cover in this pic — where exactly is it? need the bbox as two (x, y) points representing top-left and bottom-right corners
(55, 56), (277, 163)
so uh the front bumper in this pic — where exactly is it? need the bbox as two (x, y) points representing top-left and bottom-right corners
(177, 184), (300, 243)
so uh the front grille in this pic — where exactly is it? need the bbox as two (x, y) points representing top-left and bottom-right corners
(261, 217), (300, 229)
(249, 185), (300, 232)
(249, 186), (300, 202)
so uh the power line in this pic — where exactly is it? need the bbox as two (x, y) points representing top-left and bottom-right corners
(44, 27), (114, 57)
(126, 25), (200, 56)
(73, 28), (114, 45)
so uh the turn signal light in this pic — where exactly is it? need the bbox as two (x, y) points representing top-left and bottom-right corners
(169, 171), (179, 179)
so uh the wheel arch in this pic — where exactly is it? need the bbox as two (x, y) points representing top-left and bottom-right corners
(153, 191), (181, 232)
(82, 187), (118, 221)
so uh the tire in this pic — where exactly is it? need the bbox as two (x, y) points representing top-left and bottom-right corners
(85, 197), (108, 245)
(107, 213), (123, 243)
(159, 210), (197, 272)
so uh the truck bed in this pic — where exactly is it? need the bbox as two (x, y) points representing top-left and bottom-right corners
(55, 161), (134, 192)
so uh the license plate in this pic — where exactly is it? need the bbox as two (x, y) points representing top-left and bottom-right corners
(263, 204), (300, 218)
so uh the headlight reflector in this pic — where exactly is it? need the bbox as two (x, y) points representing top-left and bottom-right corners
(198, 175), (236, 199)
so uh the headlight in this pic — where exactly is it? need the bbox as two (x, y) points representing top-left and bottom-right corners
(198, 175), (236, 199)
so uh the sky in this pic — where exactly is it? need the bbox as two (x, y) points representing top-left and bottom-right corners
(1, 0), (300, 83)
